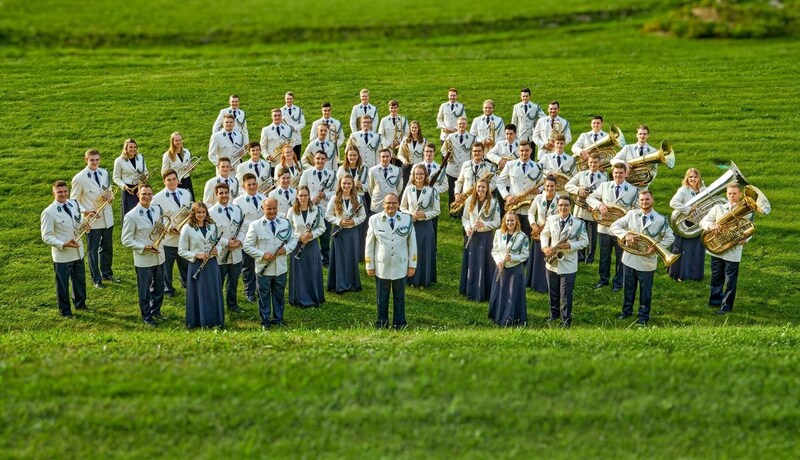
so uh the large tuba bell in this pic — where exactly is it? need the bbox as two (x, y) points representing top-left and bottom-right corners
(701, 185), (770, 255)
(619, 232), (681, 268)
(576, 124), (624, 171)
(625, 140), (675, 188)
(591, 203), (628, 227)
(670, 162), (748, 239)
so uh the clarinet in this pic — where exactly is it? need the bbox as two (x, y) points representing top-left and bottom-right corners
(219, 215), (245, 264)
(259, 237), (288, 276)
(191, 230), (221, 280)
(464, 225), (478, 249)
(293, 222), (315, 260)
(331, 198), (363, 237)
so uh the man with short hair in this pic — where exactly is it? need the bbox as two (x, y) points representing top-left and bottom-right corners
(213, 94), (249, 144)
(233, 173), (267, 303)
(366, 193), (417, 329)
(310, 102), (345, 149)
(539, 134), (577, 183)
(281, 91), (306, 156)
(209, 183), (246, 313)
(470, 99), (505, 151)
(203, 158), (239, 206)
(572, 115), (611, 160)
(455, 143), (497, 205)
(612, 124), (658, 188)
(121, 184), (166, 327)
(610, 190), (674, 325)
(486, 123), (520, 170)
(243, 197), (298, 329)
(268, 168), (297, 215)
(564, 153), (607, 263)
(235, 142), (272, 187)
(436, 88), (465, 144)
(511, 87), (545, 143)
(303, 123), (338, 171)
(41, 180), (87, 317)
(349, 88), (378, 134)
(378, 100), (409, 153)
(497, 141), (542, 236)
(299, 152), (337, 264)
(71, 148), (117, 288)
(442, 116), (476, 208)
(532, 101), (572, 158)
(209, 114), (244, 165)
(152, 169), (192, 297)
(348, 116), (382, 169)
(260, 109), (295, 168)
(368, 149), (404, 214)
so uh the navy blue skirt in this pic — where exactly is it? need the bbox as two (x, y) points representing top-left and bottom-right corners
(408, 219), (436, 288)
(668, 235), (705, 281)
(525, 239), (548, 293)
(289, 239), (326, 307)
(121, 187), (139, 216)
(459, 231), (495, 302)
(327, 225), (362, 293)
(185, 258), (224, 328)
(489, 263), (527, 326)
(178, 176), (195, 202)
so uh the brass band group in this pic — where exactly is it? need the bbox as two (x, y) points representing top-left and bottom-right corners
(40, 88), (771, 329)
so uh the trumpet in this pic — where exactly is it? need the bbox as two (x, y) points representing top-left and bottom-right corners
(625, 140), (675, 188)
(575, 124), (624, 171)
(176, 156), (201, 181)
(701, 185), (770, 255)
(219, 217), (245, 264)
(619, 231), (680, 268)
(505, 177), (545, 212)
(149, 215), (173, 250)
(392, 121), (403, 149)
(449, 170), (496, 214)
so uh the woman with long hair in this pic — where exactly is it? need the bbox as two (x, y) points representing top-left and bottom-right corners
(400, 164), (440, 288)
(287, 186), (326, 308)
(668, 168), (706, 281)
(112, 138), (148, 215)
(337, 147), (369, 260)
(274, 143), (302, 187)
(398, 120), (427, 188)
(489, 212), (530, 326)
(325, 174), (366, 294)
(161, 131), (195, 200)
(460, 179), (501, 301)
(178, 202), (224, 328)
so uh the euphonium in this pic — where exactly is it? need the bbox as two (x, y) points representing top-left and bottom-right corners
(670, 162), (748, 239)
(176, 156), (201, 181)
(701, 185), (770, 255)
(169, 204), (193, 234)
(575, 124), (624, 171)
(572, 181), (599, 211)
(149, 215), (173, 250)
(550, 171), (572, 193)
(625, 140), (675, 187)
(449, 170), (496, 214)
(505, 177), (545, 212)
(618, 231), (680, 268)
(591, 203), (628, 227)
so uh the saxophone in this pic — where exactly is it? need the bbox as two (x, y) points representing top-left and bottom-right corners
(544, 232), (571, 264)
(449, 170), (496, 214)
(505, 177), (545, 212)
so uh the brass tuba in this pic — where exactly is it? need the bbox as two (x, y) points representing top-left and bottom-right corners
(575, 124), (624, 171)
(619, 232), (680, 267)
(701, 185), (770, 255)
(625, 140), (675, 188)
(591, 203), (628, 227)
(670, 162), (748, 239)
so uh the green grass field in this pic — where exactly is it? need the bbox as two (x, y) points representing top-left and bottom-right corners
(1, 1), (800, 458)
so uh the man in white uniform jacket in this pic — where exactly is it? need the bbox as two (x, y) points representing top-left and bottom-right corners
(208, 114), (245, 166)
(309, 102), (345, 149)
(366, 193), (417, 329)
(436, 88), (465, 143)
(532, 101), (572, 159)
(41, 180), (87, 317)
(243, 197), (298, 329)
(212, 94), (249, 144)
(349, 88), (379, 135)
(281, 91), (306, 156)
(368, 149), (404, 213)
(152, 169), (192, 297)
(510, 87), (545, 143)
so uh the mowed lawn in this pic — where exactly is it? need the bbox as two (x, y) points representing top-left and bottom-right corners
(1, 3), (800, 458)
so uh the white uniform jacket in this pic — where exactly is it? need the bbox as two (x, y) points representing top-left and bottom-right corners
(436, 101), (466, 141)
(612, 142), (659, 183)
(540, 214), (589, 274)
(152, 187), (192, 248)
(564, 170), (608, 221)
(287, 205), (327, 242)
(281, 104), (306, 146)
(113, 154), (147, 188)
(700, 202), (751, 263)
(232, 192), (267, 233)
(511, 102), (545, 142)
(203, 175), (239, 206)
(491, 230), (530, 269)
(539, 152), (577, 178)
(236, 159), (272, 186)
(470, 114), (505, 146)
(349, 103), (378, 134)
(670, 185), (706, 215)
(268, 187), (297, 216)
(303, 138), (339, 172)
(41, 199), (85, 262)
(398, 138), (427, 166)
(365, 211), (418, 280)
(178, 223), (223, 263)
(121, 204), (167, 267)
(610, 209), (674, 271)
(486, 140), (519, 167)
(461, 197), (501, 233)
(325, 195), (367, 227)
(348, 130), (383, 169)
(497, 159), (543, 215)
(71, 167), (114, 229)
(299, 167), (337, 211)
(161, 149), (193, 178)
(213, 107), (249, 144)
(443, 131), (476, 178)
(310, 117), (345, 148)
(377, 115), (409, 150)
(338, 165), (370, 197)
(532, 116), (573, 156)
(455, 160), (496, 195)
(528, 194), (559, 234)
(413, 161), (448, 194)
(571, 130), (608, 155)
(400, 185), (441, 221)
(260, 123), (295, 166)
(368, 164), (404, 213)
(209, 202), (246, 265)
(243, 216), (298, 277)
(208, 129), (244, 166)
(585, 181), (640, 234)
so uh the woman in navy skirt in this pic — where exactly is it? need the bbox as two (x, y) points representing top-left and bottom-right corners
(287, 186), (326, 308)
(337, 147), (369, 262)
(400, 164), (440, 288)
(112, 138), (148, 216)
(325, 174), (366, 294)
(668, 168), (706, 281)
(460, 179), (501, 301)
(178, 202), (224, 328)
(526, 175), (558, 293)
(489, 212), (530, 326)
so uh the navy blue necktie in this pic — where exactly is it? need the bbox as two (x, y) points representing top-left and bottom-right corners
(560, 219), (566, 230)
(172, 191), (180, 207)
(642, 215), (648, 227)
(228, 132), (233, 143)
(93, 171), (101, 187)
(146, 209), (153, 224)
(284, 190), (289, 201)
(615, 185), (620, 199)
(225, 206), (231, 221)
(270, 221), (276, 234)
(389, 217), (395, 229)
(63, 203), (73, 218)
(317, 171), (323, 181)
(363, 133), (369, 143)
(254, 163), (260, 178)
(253, 196), (259, 210)
(383, 168), (388, 179)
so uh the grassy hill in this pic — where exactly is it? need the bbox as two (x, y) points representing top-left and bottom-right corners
(1, 1), (799, 458)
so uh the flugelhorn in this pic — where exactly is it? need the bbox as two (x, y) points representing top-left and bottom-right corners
(176, 156), (201, 181)
(670, 162), (747, 239)
(75, 187), (118, 240)
(625, 140), (675, 188)
(575, 124), (624, 171)
(149, 215), (173, 250)
(701, 185), (770, 255)
(619, 231), (680, 267)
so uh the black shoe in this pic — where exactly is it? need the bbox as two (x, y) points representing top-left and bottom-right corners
(61, 312), (74, 318)
(272, 321), (286, 327)
(93, 282), (105, 289)
(715, 309), (730, 315)
(103, 276), (121, 284)
(143, 318), (158, 327)
(246, 296), (256, 302)
(636, 318), (649, 326)
(594, 282), (608, 290)
(616, 313), (632, 320)
(153, 313), (165, 320)
(546, 316), (559, 323)
(261, 324), (271, 331)
(586, 258), (594, 264)
(612, 286), (621, 293)
(229, 306), (243, 313)
(375, 321), (389, 329)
